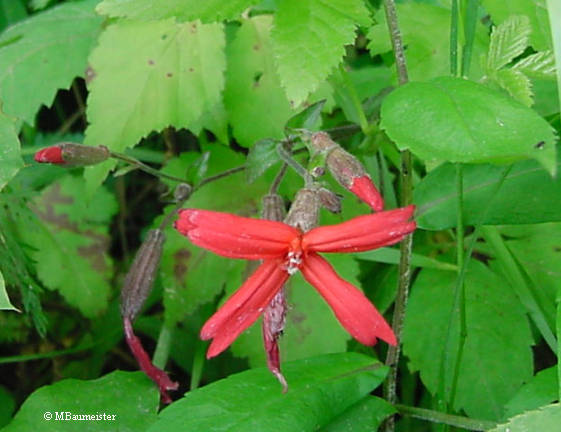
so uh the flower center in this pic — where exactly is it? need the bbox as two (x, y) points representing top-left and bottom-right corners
(285, 235), (303, 275)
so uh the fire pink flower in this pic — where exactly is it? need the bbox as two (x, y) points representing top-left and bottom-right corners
(174, 206), (416, 359)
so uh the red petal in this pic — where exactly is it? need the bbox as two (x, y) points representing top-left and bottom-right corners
(349, 175), (384, 211)
(300, 253), (396, 346)
(175, 209), (299, 259)
(302, 205), (416, 253)
(34, 146), (65, 164)
(201, 259), (289, 358)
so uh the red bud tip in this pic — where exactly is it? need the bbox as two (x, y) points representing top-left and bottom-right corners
(349, 175), (384, 212)
(34, 146), (65, 164)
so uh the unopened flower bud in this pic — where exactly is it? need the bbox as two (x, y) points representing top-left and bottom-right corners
(34, 143), (110, 167)
(262, 194), (285, 222)
(318, 187), (342, 214)
(121, 229), (165, 322)
(174, 183), (192, 202)
(285, 188), (321, 232)
(309, 132), (384, 212)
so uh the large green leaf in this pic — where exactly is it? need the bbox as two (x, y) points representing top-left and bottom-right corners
(482, 0), (552, 51)
(0, 0), (26, 32)
(489, 404), (561, 432)
(0, 112), (22, 192)
(320, 396), (395, 432)
(3, 371), (159, 432)
(84, 18), (225, 189)
(224, 16), (294, 147)
(367, 3), (488, 81)
(19, 175), (117, 317)
(271, 0), (369, 106)
(0, 0), (102, 124)
(414, 157), (561, 230)
(504, 366), (559, 418)
(148, 353), (388, 432)
(380, 77), (557, 173)
(97, 0), (259, 23)
(231, 254), (359, 366)
(403, 261), (533, 420)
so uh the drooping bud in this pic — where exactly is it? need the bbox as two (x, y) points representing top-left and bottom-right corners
(309, 132), (384, 212)
(34, 143), (110, 167)
(121, 229), (165, 322)
(261, 193), (288, 392)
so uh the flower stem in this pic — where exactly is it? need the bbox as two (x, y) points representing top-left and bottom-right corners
(276, 142), (312, 185)
(395, 404), (497, 431)
(269, 163), (288, 195)
(110, 151), (188, 183)
(381, 2), (412, 431)
(152, 323), (173, 369)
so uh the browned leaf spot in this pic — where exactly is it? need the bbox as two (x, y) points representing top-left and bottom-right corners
(188, 67), (194, 72)
(553, 246), (561, 252)
(166, 72), (173, 78)
(190, 23), (197, 33)
(148, 59), (155, 65)
(173, 249), (191, 279)
(253, 44), (260, 51)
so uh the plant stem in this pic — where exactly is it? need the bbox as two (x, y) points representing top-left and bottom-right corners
(461, 0), (479, 77)
(276, 142), (311, 184)
(190, 340), (206, 390)
(195, 165), (245, 191)
(152, 324), (173, 369)
(0, 342), (97, 364)
(110, 151), (188, 183)
(269, 163), (288, 195)
(450, 0), (459, 76)
(381, 2), (412, 431)
(395, 404), (497, 431)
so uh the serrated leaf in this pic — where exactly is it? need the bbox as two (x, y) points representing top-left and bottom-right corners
(271, 0), (370, 106)
(0, 271), (17, 311)
(148, 353), (388, 432)
(504, 366), (559, 418)
(487, 15), (531, 72)
(3, 371), (159, 432)
(19, 175), (118, 317)
(380, 76), (557, 174)
(414, 157), (561, 230)
(245, 138), (280, 183)
(84, 19), (225, 188)
(367, 3), (488, 81)
(513, 50), (557, 79)
(0, 0), (102, 124)
(482, 0), (552, 51)
(224, 16), (294, 147)
(489, 403), (561, 432)
(97, 0), (259, 23)
(495, 68), (533, 106)
(403, 261), (533, 420)
(0, 112), (22, 192)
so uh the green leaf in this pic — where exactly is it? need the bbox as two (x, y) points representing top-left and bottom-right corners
(0, 385), (15, 428)
(358, 247), (457, 272)
(320, 396), (395, 432)
(495, 68), (533, 106)
(482, 0), (552, 51)
(245, 138), (280, 183)
(224, 16), (294, 147)
(148, 353), (388, 432)
(3, 371), (159, 432)
(285, 99), (326, 132)
(504, 367), (559, 418)
(271, 0), (370, 106)
(414, 157), (561, 230)
(0, 112), (22, 192)
(0, 271), (17, 311)
(19, 175), (118, 317)
(0, 0), (102, 124)
(403, 261), (533, 420)
(0, 0), (27, 32)
(489, 404), (561, 432)
(84, 19), (225, 188)
(232, 254), (358, 366)
(367, 3), (488, 81)
(97, 0), (259, 23)
(546, 0), (561, 124)
(486, 15), (531, 71)
(380, 76), (557, 174)
(512, 50), (557, 79)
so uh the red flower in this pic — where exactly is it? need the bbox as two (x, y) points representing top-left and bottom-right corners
(174, 206), (416, 358)
(34, 146), (65, 164)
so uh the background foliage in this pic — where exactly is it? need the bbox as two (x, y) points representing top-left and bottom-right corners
(0, 0), (560, 431)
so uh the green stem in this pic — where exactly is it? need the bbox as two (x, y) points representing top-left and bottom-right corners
(190, 340), (206, 390)
(110, 151), (188, 183)
(152, 324), (173, 370)
(381, 2), (412, 431)
(395, 404), (497, 431)
(276, 142), (311, 185)
(450, 0), (459, 76)
(461, 0), (479, 77)
(0, 342), (96, 364)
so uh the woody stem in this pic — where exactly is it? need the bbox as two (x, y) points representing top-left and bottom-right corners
(381, 1), (413, 431)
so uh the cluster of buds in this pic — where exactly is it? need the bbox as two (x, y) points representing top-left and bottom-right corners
(34, 143), (110, 166)
(307, 132), (384, 212)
